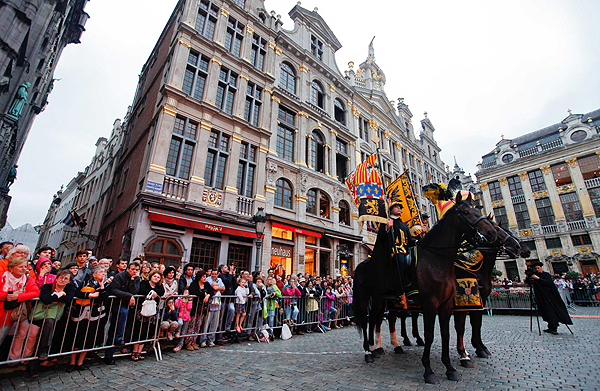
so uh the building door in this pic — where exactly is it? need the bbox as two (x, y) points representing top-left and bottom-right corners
(319, 252), (329, 277)
(580, 260), (599, 275)
(551, 261), (568, 275)
(504, 260), (519, 281)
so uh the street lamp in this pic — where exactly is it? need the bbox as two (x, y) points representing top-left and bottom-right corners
(252, 207), (267, 273)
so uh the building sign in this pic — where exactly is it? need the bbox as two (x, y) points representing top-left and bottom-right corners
(146, 181), (163, 192)
(202, 189), (223, 207)
(271, 244), (293, 257)
(272, 222), (321, 238)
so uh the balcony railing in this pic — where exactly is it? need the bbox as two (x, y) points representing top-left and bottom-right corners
(518, 147), (538, 158)
(481, 160), (497, 169)
(540, 138), (563, 151)
(162, 176), (188, 200)
(236, 195), (254, 216)
(567, 220), (587, 231)
(585, 177), (600, 189)
(541, 224), (558, 234)
(511, 194), (525, 204)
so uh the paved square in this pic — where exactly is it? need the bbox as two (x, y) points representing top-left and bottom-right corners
(1, 308), (598, 390)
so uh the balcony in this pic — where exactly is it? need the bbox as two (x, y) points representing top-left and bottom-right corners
(541, 225), (558, 234)
(518, 147), (538, 158)
(162, 176), (188, 200)
(567, 220), (587, 231)
(511, 194), (525, 204)
(236, 195), (254, 216)
(540, 138), (563, 151)
(585, 177), (600, 189)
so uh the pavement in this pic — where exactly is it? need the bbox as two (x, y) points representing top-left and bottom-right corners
(1, 306), (599, 390)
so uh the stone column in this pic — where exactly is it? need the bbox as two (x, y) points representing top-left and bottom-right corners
(329, 128), (337, 179)
(518, 171), (541, 232)
(295, 113), (308, 166)
(203, 58), (223, 106)
(187, 121), (212, 202)
(214, 7), (229, 48)
(498, 177), (518, 234)
(182, 0), (199, 27)
(240, 24), (254, 64)
(540, 164), (567, 230)
(146, 109), (177, 188)
(234, 74), (249, 120)
(168, 38), (191, 90)
(566, 157), (597, 227)
(253, 145), (268, 211)
(222, 130), (243, 211)
(267, 96), (280, 155)
(265, 39), (277, 79)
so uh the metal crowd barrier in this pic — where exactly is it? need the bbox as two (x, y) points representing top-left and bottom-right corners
(486, 286), (600, 315)
(0, 291), (354, 366)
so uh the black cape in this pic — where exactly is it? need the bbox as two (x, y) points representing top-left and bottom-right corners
(527, 271), (573, 328)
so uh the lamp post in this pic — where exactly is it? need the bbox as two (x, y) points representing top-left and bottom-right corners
(252, 207), (267, 273)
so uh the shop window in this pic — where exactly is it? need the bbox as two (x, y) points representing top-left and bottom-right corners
(305, 235), (316, 245)
(145, 238), (182, 268)
(189, 238), (219, 271)
(272, 226), (293, 241)
(227, 244), (250, 271)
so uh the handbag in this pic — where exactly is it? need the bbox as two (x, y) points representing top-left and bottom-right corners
(10, 302), (29, 323)
(140, 291), (157, 317)
(3, 276), (30, 311)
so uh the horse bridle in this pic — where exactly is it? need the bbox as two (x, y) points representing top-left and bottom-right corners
(455, 202), (489, 235)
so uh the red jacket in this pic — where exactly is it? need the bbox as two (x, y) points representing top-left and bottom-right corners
(0, 273), (40, 326)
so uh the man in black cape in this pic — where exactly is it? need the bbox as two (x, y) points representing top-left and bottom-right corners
(526, 261), (573, 334)
(366, 201), (416, 300)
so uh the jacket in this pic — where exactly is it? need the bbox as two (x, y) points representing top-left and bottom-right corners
(107, 270), (140, 308)
(0, 273), (40, 326)
(178, 274), (194, 294)
(31, 282), (76, 321)
(175, 297), (193, 321)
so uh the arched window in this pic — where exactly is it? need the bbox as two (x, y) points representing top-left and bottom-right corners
(280, 62), (296, 95)
(334, 98), (346, 125)
(311, 81), (324, 108)
(275, 178), (293, 209)
(307, 188), (330, 219)
(307, 130), (325, 173)
(145, 238), (182, 268)
(339, 200), (350, 225)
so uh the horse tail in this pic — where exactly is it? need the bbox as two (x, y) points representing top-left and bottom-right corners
(352, 261), (370, 334)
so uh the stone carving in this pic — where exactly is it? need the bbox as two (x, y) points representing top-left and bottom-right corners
(266, 162), (278, 185)
(585, 215), (598, 228)
(300, 172), (308, 193)
(7, 82), (31, 120)
(556, 220), (568, 232)
(532, 223), (542, 236)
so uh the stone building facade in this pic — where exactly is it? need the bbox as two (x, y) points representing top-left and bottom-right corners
(476, 109), (600, 281)
(96, 0), (448, 275)
(0, 0), (89, 228)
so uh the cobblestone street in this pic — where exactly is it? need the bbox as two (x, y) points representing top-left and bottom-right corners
(1, 307), (599, 390)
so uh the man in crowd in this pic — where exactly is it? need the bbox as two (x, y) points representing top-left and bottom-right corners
(73, 250), (91, 287)
(104, 261), (141, 364)
(200, 269), (225, 347)
(526, 261), (573, 335)
(219, 264), (236, 341)
(178, 263), (194, 294)
(108, 258), (128, 279)
(0, 241), (13, 260)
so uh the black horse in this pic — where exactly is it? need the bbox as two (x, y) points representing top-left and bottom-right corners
(454, 221), (530, 367)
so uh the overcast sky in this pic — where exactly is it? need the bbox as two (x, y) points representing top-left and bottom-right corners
(7, 0), (600, 228)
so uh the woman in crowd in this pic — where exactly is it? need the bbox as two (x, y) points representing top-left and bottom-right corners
(34, 258), (56, 288)
(188, 269), (213, 349)
(140, 262), (152, 281)
(234, 277), (248, 337)
(283, 278), (301, 325)
(130, 270), (164, 361)
(251, 275), (267, 339)
(0, 245), (32, 275)
(333, 285), (347, 328)
(0, 257), (40, 349)
(305, 279), (319, 329)
(322, 286), (337, 331)
(264, 276), (281, 329)
(66, 265), (108, 371)
(162, 266), (178, 299)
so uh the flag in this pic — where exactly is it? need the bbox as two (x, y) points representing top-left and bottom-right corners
(62, 211), (77, 227)
(386, 171), (421, 228)
(345, 153), (388, 225)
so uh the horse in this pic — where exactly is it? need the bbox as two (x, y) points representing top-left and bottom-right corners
(454, 222), (531, 367)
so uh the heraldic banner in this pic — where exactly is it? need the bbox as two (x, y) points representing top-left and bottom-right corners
(345, 153), (388, 225)
(386, 170), (420, 228)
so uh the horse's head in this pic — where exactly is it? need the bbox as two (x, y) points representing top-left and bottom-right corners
(455, 192), (497, 243)
(490, 219), (531, 259)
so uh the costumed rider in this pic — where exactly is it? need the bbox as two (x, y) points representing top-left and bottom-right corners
(526, 261), (573, 335)
(371, 200), (416, 302)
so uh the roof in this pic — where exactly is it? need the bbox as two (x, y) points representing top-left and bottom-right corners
(288, 5), (342, 51)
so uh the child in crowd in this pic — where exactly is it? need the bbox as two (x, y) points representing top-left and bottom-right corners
(234, 278), (248, 336)
(160, 297), (179, 341)
(173, 288), (193, 353)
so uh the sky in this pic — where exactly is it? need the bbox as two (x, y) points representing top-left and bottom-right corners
(7, 0), (600, 228)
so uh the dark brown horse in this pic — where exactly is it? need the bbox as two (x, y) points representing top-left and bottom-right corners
(454, 222), (530, 367)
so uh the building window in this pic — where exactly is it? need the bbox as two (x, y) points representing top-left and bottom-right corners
(522, 240), (536, 252)
(182, 51), (209, 100)
(279, 62), (296, 95)
(311, 81), (324, 109)
(571, 234), (591, 246)
(578, 154), (600, 180)
(307, 130), (325, 172)
(589, 188), (600, 217)
(204, 130), (230, 189)
(244, 82), (262, 126)
(570, 130), (587, 142)
(502, 154), (514, 164)
(227, 244), (250, 271)
(507, 176), (524, 197)
(190, 238), (219, 270)
(196, 0), (219, 40)
(358, 117), (369, 141)
(339, 200), (350, 225)
(307, 188), (330, 219)
(336, 138), (348, 181)
(311, 34), (323, 60)
(145, 238), (182, 268)
(514, 202), (530, 230)
(334, 98), (346, 125)
(250, 34), (266, 71)
(277, 106), (295, 162)
(551, 162), (571, 186)
(232, 0), (245, 9)
(216, 66), (237, 114)
(275, 178), (293, 209)
(528, 170), (546, 192)
(545, 237), (562, 249)
(489, 181), (502, 202)
(535, 197), (555, 227)
(225, 17), (244, 57)
(493, 206), (508, 229)
(559, 192), (583, 222)
(166, 116), (197, 180)
(237, 142), (256, 197)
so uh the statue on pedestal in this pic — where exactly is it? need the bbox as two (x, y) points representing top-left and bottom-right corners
(7, 82), (31, 120)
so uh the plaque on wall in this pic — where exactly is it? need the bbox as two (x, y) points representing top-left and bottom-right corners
(202, 189), (222, 207)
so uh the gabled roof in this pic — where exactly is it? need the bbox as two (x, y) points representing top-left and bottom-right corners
(289, 5), (342, 51)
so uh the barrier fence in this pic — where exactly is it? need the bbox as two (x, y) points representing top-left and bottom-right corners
(486, 287), (600, 314)
(0, 293), (354, 366)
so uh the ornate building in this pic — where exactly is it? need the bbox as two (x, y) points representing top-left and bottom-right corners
(476, 109), (600, 280)
(95, 0), (448, 275)
(0, 0), (89, 228)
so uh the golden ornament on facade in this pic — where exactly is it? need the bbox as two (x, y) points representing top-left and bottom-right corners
(395, 141), (402, 149)
(533, 190), (548, 199)
(329, 84), (335, 92)
(557, 184), (575, 194)
(565, 157), (578, 167)
(518, 171), (528, 180)
(271, 96), (280, 103)
(519, 229), (533, 237)
(499, 177), (508, 185)
(577, 246), (591, 254)
(220, 7), (229, 17)
(299, 64), (308, 73)
(492, 200), (504, 208)
(245, 25), (254, 34)
(210, 58), (222, 66)
(540, 165), (551, 174)
(368, 119), (379, 130)
(275, 47), (282, 56)
(479, 182), (488, 190)
(268, 40), (276, 49)
(351, 106), (360, 118)
(178, 39), (192, 48)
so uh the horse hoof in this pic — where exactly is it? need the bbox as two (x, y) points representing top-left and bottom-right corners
(403, 338), (413, 346)
(483, 348), (492, 356)
(475, 349), (489, 358)
(416, 338), (425, 346)
(446, 370), (462, 381)
(371, 350), (380, 359)
(460, 359), (475, 368)
(375, 347), (385, 356)
(394, 346), (405, 354)
(365, 354), (374, 363)
(424, 373), (439, 384)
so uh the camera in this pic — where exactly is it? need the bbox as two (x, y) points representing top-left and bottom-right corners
(525, 267), (535, 277)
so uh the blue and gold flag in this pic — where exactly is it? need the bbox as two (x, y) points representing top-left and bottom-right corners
(345, 154), (388, 225)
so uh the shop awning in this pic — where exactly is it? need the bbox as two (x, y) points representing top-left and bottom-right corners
(272, 222), (321, 238)
(147, 207), (256, 238)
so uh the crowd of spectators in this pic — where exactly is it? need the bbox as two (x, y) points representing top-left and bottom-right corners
(0, 241), (354, 377)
